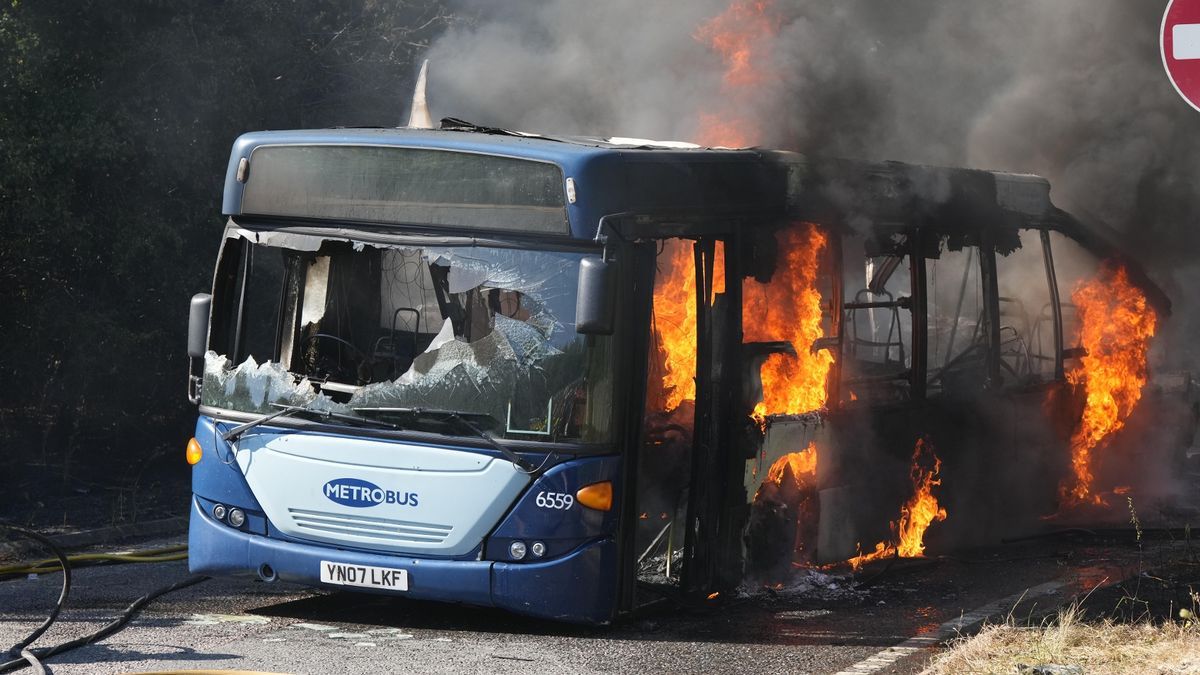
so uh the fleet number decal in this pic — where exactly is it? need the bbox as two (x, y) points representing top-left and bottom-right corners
(535, 491), (574, 510)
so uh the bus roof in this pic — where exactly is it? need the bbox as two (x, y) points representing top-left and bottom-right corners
(222, 127), (787, 239)
(219, 125), (1167, 314)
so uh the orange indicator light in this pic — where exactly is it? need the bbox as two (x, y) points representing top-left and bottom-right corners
(575, 481), (613, 511)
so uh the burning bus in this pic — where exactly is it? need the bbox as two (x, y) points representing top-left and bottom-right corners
(182, 120), (1175, 623)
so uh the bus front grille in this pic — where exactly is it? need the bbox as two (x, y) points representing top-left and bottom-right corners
(287, 508), (453, 544)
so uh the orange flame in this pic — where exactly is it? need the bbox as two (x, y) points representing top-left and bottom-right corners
(1059, 264), (1157, 507)
(846, 542), (892, 572)
(847, 438), (948, 571)
(649, 0), (793, 414)
(696, 0), (779, 88)
(765, 441), (818, 488)
(652, 239), (699, 411)
(745, 225), (834, 424)
(896, 438), (948, 558)
(693, 0), (781, 146)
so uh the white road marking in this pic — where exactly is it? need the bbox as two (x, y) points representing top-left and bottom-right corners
(184, 613), (271, 625)
(291, 622), (338, 631)
(832, 581), (1065, 675)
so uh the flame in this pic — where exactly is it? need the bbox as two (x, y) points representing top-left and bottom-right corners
(1059, 264), (1157, 507)
(745, 225), (834, 424)
(847, 542), (892, 572)
(754, 441), (821, 567)
(895, 438), (948, 558)
(696, 0), (779, 88)
(694, 0), (781, 146)
(765, 441), (818, 488)
(652, 239), (699, 411)
(686, 3), (833, 418)
(846, 438), (948, 570)
(650, 239), (729, 411)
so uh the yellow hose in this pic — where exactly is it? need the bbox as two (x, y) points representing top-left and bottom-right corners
(0, 545), (189, 576)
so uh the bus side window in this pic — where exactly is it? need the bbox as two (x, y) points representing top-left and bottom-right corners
(995, 230), (1056, 386)
(840, 235), (914, 404)
(926, 239), (986, 396)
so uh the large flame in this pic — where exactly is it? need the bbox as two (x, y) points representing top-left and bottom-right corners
(744, 225), (834, 423)
(648, 0), (792, 414)
(847, 438), (948, 570)
(1059, 264), (1157, 507)
(652, 239), (699, 411)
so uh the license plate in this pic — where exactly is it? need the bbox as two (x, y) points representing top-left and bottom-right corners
(319, 560), (409, 591)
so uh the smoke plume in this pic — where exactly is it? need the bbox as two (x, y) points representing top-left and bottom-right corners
(427, 1), (1200, 369)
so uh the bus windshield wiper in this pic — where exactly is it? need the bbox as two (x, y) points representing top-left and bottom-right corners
(354, 407), (538, 473)
(222, 403), (397, 443)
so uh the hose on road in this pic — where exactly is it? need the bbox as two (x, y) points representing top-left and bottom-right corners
(0, 544), (188, 578)
(0, 522), (208, 674)
(0, 522), (71, 675)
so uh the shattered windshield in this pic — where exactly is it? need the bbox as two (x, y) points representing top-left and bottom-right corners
(202, 235), (614, 443)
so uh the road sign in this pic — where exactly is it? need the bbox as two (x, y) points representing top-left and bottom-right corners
(1162, 0), (1200, 111)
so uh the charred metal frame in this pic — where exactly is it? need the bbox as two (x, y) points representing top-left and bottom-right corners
(616, 238), (657, 614)
(909, 228), (928, 401)
(978, 228), (1003, 388)
(1040, 230), (1065, 380)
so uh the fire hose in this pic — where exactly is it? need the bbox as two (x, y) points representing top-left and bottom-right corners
(0, 521), (208, 674)
(0, 544), (189, 579)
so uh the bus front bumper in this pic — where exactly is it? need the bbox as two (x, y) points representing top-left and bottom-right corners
(187, 498), (618, 624)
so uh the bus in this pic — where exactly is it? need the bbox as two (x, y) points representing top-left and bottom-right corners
(184, 123), (1174, 624)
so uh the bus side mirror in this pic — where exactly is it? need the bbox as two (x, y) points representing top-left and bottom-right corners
(187, 293), (211, 404)
(576, 257), (615, 335)
(188, 293), (212, 358)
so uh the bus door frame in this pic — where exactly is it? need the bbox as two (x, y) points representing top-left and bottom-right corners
(679, 234), (743, 597)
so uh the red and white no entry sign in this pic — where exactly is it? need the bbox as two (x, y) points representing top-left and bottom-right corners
(1162, 0), (1200, 111)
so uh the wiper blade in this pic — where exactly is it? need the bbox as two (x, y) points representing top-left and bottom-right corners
(222, 403), (397, 443)
(355, 407), (538, 473)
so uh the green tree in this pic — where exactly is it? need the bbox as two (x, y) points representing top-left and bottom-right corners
(0, 0), (457, 522)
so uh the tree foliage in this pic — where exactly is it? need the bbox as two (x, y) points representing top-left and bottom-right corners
(0, 0), (457, 512)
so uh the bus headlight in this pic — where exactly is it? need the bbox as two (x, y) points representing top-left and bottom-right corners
(530, 541), (546, 558)
(509, 541), (527, 560)
(212, 504), (227, 521)
(227, 508), (246, 528)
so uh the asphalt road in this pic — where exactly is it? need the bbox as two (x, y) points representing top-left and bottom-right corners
(0, 534), (1157, 675)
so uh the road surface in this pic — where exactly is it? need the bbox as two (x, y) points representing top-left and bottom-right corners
(0, 533), (1154, 674)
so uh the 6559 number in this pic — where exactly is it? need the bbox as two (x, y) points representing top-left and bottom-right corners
(535, 491), (574, 510)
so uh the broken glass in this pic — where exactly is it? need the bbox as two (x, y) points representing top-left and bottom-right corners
(201, 236), (613, 443)
(202, 352), (346, 414)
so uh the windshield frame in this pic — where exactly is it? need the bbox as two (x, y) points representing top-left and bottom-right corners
(201, 219), (623, 452)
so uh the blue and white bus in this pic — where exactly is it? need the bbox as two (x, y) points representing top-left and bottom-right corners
(183, 122), (1173, 623)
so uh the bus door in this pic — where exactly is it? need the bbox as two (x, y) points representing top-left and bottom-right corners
(631, 234), (738, 601)
(983, 229), (1073, 533)
(821, 228), (923, 563)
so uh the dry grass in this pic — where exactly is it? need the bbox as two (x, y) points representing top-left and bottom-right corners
(923, 604), (1200, 675)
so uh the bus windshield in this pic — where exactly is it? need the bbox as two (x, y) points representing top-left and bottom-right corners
(202, 236), (614, 444)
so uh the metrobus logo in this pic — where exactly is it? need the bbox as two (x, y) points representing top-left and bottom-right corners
(323, 478), (419, 508)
